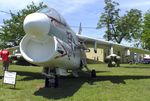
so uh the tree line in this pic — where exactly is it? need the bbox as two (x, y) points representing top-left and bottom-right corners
(97, 0), (150, 50)
(0, 1), (150, 50)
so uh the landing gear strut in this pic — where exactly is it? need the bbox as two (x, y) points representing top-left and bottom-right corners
(82, 63), (96, 78)
(80, 59), (97, 78)
(42, 68), (58, 88)
(91, 69), (96, 78)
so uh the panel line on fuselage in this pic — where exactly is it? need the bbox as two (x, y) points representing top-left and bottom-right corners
(55, 38), (68, 59)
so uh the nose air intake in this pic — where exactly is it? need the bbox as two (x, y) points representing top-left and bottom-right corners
(20, 13), (56, 66)
(23, 13), (50, 41)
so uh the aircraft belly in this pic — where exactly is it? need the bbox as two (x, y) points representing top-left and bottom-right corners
(54, 56), (80, 69)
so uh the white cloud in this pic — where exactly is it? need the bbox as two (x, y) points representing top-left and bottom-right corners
(0, 0), (99, 17)
(119, 0), (150, 8)
(44, 0), (99, 15)
(0, 0), (42, 12)
(0, 0), (42, 23)
(117, 0), (150, 13)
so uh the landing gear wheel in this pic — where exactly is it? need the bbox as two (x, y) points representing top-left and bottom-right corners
(44, 76), (59, 88)
(80, 60), (83, 69)
(54, 75), (58, 88)
(45, 77), (49, 88)
(91, 69), (96, 78)
(43, 68), (59, 88)
(108, 62), (112, 67)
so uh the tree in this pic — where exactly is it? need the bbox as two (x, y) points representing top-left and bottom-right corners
(141, 10), (150, 50)
(115, 9), (142, 44)
(0, 2), (47, 48)
(97, 0), (120, 41)
(97, 0), (142, 44)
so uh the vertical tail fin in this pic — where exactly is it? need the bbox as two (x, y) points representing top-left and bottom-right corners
(78, 22), (82, 35)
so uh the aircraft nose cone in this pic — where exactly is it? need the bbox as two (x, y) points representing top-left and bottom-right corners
(23, 13), (50, 39)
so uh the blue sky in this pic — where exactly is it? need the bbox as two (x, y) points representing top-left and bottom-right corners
(0, 0), (150, 45)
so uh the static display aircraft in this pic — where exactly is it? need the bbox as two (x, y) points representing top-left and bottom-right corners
(19, 6), (150, 87)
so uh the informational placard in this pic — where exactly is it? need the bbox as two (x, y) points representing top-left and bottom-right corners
(3, 71), (17, 85)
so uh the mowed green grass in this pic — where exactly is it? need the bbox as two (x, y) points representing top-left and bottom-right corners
(0, 63), (150, 101)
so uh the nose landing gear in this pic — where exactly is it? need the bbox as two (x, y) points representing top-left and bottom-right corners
(42, 67), (59, 88)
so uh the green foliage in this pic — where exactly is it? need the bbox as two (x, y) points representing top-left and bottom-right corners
(0, 2), (47, 48)
(97, 0), (120, 41)
(115, 9), (142, 44)
(97, 0), (142, 44)
(141, 10), (150, 50)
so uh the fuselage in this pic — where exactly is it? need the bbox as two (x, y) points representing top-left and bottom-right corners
(20, 7), (82, 69)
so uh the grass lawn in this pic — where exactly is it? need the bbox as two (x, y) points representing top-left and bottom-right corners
(0, 63), (150, 101)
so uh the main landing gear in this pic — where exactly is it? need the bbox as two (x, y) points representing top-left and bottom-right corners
(80, 59), (97, 86)
(42, 67), (58, 88)
(91, 69), (96, 78)
(82, 61), (96, 78)
(42, 64), (96, 88)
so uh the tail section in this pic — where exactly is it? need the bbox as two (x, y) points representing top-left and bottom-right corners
(77, 22), (82, 35)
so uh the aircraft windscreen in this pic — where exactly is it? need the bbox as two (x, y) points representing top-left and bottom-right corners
(37, 7), (67, 26)
(37, 7), (50, 13)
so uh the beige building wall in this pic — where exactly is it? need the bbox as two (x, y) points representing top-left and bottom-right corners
(86, 48), (104, 62)
(85, 47), (144, 64)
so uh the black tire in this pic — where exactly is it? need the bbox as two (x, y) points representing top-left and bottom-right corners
(45, 77), (49, 88)
(54, 75), (59, 88)
(80, 60), (83, 69)
(108, 63), (111, 67)
(91, 69), (96, 78)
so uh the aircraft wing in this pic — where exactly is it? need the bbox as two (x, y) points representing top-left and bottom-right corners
(77, 34), (150, 54)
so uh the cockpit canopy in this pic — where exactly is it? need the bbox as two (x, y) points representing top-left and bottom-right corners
(37, 7), (67, 26)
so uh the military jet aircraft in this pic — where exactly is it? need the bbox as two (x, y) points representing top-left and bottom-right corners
(20, 6), (150, 87)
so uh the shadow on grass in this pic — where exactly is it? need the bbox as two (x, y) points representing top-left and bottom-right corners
(91, 75), (150, 84)
(34, 72), (150, 99)
(14, 70), (110, 81)
(34, 76), (90, 99)
(10, 71), (43, 81)
(95, 70), (111, 73)
(0, 76), (2, 79)
(9, 88), (22, 90)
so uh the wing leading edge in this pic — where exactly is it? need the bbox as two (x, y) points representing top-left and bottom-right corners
(77, 34), (150, 54)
